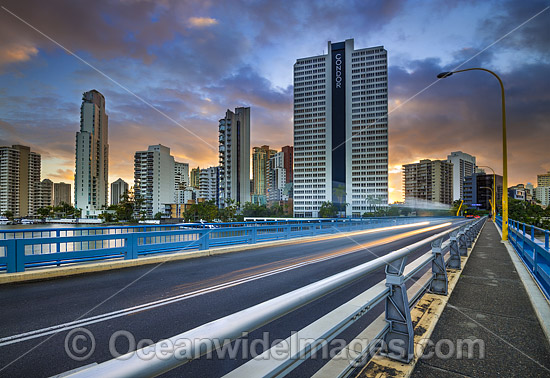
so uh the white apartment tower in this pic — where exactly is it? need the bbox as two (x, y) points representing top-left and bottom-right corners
(134, 145), (175, 218)
(293, 39), (388, 217)
(75, 90), (109, 218)
(174, 162), (189, 189)
(199, 166), (219, 204)
(267, 151), (288, 203)
(447, 151), (476, 201)
(218, 107), (251, 207)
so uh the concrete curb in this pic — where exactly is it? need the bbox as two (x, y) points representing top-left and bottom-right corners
(356, 220), (486, 378)
(0, 225), (408, 285)
(494, 222), (550, 347)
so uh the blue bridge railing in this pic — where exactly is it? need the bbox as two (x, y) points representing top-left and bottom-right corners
(496, 216), (550, 299)
(0, 217), (448, 273)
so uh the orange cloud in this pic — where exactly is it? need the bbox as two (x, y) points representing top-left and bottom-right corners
(187, 17), (218, 28)
(0, 44), (38, 66)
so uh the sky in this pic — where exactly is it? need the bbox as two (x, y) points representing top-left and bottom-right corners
(0, 0), (549, 204)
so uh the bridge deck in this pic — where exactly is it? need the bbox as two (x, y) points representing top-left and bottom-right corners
(411, 222), (550, 377)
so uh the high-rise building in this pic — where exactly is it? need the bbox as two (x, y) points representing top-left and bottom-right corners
(190, 167), (200, 189)
(134, 145), (175, 218)
(0, 145), (41, 217)
(293, 39), (388, 217)
(37, 179), (53, 210)
(267, 151), (288, 204)
(403, 159), (453, 205)
(54, 182), (71, 206)
(218, 107), (251, 207)
(447, 151), (476, 201)
(199, 166), (219, 204)
(281, 145), (294, 184)
(110, 178), (129, 205)
(535, 186), (550, 207)
(0, 147), (20, 216)
(537, 171), (550, 187)
(75, 90), (109, 218)
(463, 173), (503, 211)
(252, 145), (277, 198)
(174, 162), (189, 190)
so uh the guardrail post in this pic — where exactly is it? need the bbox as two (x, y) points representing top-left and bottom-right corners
(285, 225), (291, 239)
(545, 231), (549, 251)
(430, 238), (448, 295)
(250, 227), (257, 244)
(125, 234), (138, 260)
(382, 257), (414, 363)
(448, 230), (461, 270)
(200, 230), (210, 251)
(14, 240), (25, 272)
(458, 226), (468, 256)
(5, 239), (18, 273)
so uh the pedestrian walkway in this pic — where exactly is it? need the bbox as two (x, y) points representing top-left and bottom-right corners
(411, 222), (550, 377)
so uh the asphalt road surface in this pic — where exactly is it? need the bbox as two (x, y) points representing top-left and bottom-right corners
(0, 218), (468, 377)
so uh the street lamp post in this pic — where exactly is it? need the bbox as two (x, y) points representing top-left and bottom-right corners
(478, 165), (497, 223)
(480, 186), (494, 218)
(437, 68), (508, 240)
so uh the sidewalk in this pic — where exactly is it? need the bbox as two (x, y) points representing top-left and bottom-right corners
(412, 222), (550, 377)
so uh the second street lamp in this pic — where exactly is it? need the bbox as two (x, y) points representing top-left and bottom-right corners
(478, 165), (497, 223)
(480, 186), (494, 218)
(437, 68), (508, 240)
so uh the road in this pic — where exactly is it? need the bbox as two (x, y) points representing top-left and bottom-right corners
(0, 218), (467, 377)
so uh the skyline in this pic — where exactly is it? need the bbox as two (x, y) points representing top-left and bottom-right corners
(1, 0), (549, 203)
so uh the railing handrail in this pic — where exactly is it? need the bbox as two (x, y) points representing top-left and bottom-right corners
(497, 216), (550, 234)
(68, 219), (480, 378)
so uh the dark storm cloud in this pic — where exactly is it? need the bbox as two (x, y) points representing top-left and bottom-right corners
(477, 0), (550, 56)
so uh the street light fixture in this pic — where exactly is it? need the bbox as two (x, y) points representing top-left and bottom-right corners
(478, 165), (497, 223)
(437, 68), (508, 240)
(480, 186), (494, 217)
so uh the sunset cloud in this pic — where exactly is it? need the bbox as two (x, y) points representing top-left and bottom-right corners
(187, 17), (218, 28)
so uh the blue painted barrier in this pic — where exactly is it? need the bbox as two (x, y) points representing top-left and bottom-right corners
(0, 217), (454, 273)
(496, 216), (550, 299)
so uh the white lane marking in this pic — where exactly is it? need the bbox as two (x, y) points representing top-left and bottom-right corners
(0, 221), (454, 346)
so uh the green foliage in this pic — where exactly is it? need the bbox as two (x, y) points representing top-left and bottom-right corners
(99, 212), (115, 223)
(3, 210), (14, 219)
(507, 199), (550, 230)
(154, 212), (164, 220)
(319, 201), (338, 218)
(183, 200), (219, 223)
(218, 199), (238, 222)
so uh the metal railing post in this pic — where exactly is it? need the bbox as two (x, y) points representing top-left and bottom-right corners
(448, 230), (461, 270)
(250, 227), (257, 244)
(430, 238), (448, 295)
(200, 230), (210, 251)
(5, 239), (17, 273)
(458, 226), (468, 256)
(125, 233), (138, 260)
(382, 256), (414, 363)
(545, 231), (549, 251)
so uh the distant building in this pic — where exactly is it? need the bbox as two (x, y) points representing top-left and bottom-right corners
(293, 39), (388, 217)
(54, 182), (71, 206)
(403, 159), (453, 205)
(252, 145), (277, 197)
(175, 186), (197, 205)
(447, 151), (476, 201)
(110, 178), (129, 206)
(0, 145), (41, 217)
(190, 167), (200, 189)
(37, 179), (54, 210)
(535, 186), (550, 207)
(75, 90), (109, 218)
(174, 162), (189, 190)
(199, 167), (219, 205)
(267, 148), (293, 204)
(537, 171), (550, 187)
(463, 173), (503, 211)
(134, 145), (175, 218)
(218, 107), (251, 207)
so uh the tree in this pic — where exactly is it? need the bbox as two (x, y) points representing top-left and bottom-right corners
(3, 210), (14, 219)
(154, 212), (164, 220)
(218, 199), (238, 222)
(319, 201), (338, 218)
(36, 207), (52, 219)
(184, 200), (218, 223)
